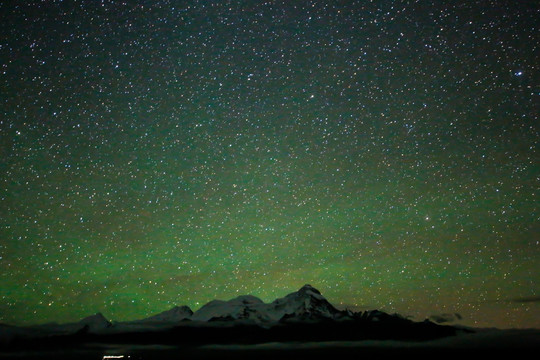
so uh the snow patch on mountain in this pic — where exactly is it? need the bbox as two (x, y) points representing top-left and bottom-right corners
(190, 284), (341, 323)
(137, 306), (193, 323)
(191, 295), (267, 322)
(78, 313), (112, 330)
(268, 284), (341, 321)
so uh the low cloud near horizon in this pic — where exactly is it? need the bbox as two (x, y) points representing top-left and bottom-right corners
(428, 313), (463, 324)
(511, 296), (540, 304)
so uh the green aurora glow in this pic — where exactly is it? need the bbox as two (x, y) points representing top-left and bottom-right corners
(0, 0), (538, 329)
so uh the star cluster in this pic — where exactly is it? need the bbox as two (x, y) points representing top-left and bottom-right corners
(0, 0), (538, 329)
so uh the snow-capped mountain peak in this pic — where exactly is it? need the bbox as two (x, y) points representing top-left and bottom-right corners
(298, 284), (321, 295)
(270, 284), (340, 321)
(227, 295), (264, 306)
(139, 305), (193, 323)
(191, 294), (266, 322)
(77, 313), (112, 330)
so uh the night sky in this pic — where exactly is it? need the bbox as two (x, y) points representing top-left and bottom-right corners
(1, 0), (538, 329)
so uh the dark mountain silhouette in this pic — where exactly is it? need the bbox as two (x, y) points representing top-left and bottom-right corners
(2, 284), (464, 352)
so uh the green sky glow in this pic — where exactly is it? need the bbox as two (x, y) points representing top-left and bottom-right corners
(1, 0), (538, 329)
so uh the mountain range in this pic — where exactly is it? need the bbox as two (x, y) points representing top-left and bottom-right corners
(3, 284), (539, 358)
(1, 284), (462, 347)
(135, 284), (342, 324)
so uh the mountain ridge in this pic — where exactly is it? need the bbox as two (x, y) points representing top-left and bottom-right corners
(11, 284), (432, 327)
(1, 284), (465, 348)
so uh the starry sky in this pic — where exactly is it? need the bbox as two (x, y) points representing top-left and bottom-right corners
(0, 0), (538, 329)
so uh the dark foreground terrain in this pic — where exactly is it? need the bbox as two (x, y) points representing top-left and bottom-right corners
(2, 331), (540, 360)
(2, 285), (537, 360)
(1, 322), (539, 359)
